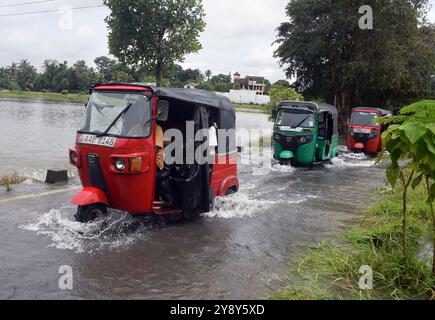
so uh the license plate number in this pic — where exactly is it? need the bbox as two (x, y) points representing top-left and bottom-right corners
(78, 134), (117, 148)
(353, 128), (371, 134)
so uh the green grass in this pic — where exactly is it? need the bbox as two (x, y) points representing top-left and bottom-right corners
(271, 182), (435, 300)
(0, 90), (271, 112)
(0, 90), (89, 104)
(0, 173), (27, 192)
(234, 103), (269, 113)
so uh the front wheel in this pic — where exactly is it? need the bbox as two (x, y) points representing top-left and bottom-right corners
(75, 203), (107, 223)
(279, 159), (296, 167)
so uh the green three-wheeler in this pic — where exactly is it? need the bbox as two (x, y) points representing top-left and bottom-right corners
(272, 101), (339, 166)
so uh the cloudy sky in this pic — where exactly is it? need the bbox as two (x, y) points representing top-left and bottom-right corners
(0, 0), (434, 82)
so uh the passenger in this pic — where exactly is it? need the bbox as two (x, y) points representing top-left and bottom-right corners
(155, 123), (165, 171)
(209, 122), (218, 160)
(155, 122), (173, 207)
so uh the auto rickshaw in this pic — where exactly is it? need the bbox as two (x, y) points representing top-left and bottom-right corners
(69, 83), (239, 223)
(272, 101), (339, 166)
(347, 107), (392, 155)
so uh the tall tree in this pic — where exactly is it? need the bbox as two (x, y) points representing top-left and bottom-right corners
(16, 60), (37, 90)
(275, 0), (435, 132)
(104, 0), (206, 86)
(69, 60), (96, 91)
(94, 56), (118, 82)
(205, 69), (212, 81)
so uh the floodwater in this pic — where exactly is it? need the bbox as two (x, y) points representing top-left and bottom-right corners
(0, 98), (386, 300)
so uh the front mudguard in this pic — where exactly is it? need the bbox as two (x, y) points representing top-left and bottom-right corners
(280, 150), (294, 159)
(71, 187), (109, 207)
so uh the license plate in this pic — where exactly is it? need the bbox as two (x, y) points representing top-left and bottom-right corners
(280, 126), (303, 133)
(78, 134), (117, 148)
(353, 128), (371, 134)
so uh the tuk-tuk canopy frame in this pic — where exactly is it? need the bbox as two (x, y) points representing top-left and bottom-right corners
(351, 107), (392, 117)
(277, 101), (339, 135)
(91, 83), (234, 113)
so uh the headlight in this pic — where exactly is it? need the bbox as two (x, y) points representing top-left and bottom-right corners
(114, 158), (126, 171)
(299, 136), (308, 144)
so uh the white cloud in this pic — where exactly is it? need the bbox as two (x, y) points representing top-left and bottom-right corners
(0, 0), (434, 82)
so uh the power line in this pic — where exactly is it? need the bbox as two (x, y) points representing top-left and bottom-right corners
(0, 4), (104, 17)
(0, 0), (56, 8)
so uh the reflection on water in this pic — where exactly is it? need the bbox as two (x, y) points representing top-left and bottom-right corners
(0, 99), (84, 176)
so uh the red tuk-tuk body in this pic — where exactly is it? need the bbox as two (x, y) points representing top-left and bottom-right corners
(347, 107), (392, 155)
(69, 83), (239, 222)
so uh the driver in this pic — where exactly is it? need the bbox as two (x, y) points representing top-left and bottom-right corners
(155, 123), (165, 171)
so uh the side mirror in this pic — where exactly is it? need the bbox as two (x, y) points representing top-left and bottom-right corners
(157, 100), (169, 122)
(272, 110), (277, 120)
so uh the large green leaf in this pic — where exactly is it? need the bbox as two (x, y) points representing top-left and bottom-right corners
(411, 174), (423, 190)
(400, 122), (427, 144)
(386, 164), (400, 188)
(426, 123), (435, 135)
(424, 136), (435, 155)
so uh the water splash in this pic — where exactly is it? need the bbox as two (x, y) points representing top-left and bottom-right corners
(271, 163), (296, 174)
(21, 206), (155, 253)
(204, 193), (275, 219)
(326, 156), (375, 168)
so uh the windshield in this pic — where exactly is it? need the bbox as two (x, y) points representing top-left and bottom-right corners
(276, 109), (315, 128)
(80, 91), (152, 137)
(350, 111), (379, 126)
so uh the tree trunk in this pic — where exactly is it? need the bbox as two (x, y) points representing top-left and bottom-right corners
(401, 172), (414, 257)
(402, 175), (409, 257)
(426, 177), (435, 276)
(155, 60), (163, 87)
(335, 86), (353, 134)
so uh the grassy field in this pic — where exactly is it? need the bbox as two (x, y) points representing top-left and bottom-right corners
(271, 179), (435, 300)
(0, 90), (269, 113)
(234, 103), (269, 113)
(0, 90), (89, 104)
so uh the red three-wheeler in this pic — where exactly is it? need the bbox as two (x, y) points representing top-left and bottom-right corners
(69, 83), (239, 223)
(347, 107), (392, 155)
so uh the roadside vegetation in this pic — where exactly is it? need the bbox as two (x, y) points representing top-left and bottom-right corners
(0, 89), (270, 113)
(272, 182), (435, 300)
(0, 89), (89, 104)
(0, 174), (27, 192)
(234, 103), (268, 113)
(273, 100), (435, 300)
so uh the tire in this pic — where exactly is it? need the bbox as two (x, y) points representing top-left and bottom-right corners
(75, 203), (107, 223)
(279, 160), (291, 166)
(225, 187), (237, 196)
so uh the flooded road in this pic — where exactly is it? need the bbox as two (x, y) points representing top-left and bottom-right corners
(0, 98), (386, 299)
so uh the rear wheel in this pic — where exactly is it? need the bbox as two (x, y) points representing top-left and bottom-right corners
(75, 203), (107, 223)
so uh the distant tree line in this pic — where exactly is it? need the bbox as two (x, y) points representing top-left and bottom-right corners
(0, 57), (276, 94)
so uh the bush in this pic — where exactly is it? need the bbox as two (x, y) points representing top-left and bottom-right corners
(41, 89), (48, 93)
(60, 89), (69, 95)
(268, 85), (304, 116)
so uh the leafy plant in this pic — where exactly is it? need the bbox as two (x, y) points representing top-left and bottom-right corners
(377, 100), (435, 274)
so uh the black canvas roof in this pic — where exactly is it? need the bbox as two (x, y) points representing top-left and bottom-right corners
(91, 83), (234, 112)
(150, 86), (234, 112)
(277, 101), (338, 116)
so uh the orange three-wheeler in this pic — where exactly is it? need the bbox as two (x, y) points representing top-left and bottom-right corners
(69, 83), (239, 222)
